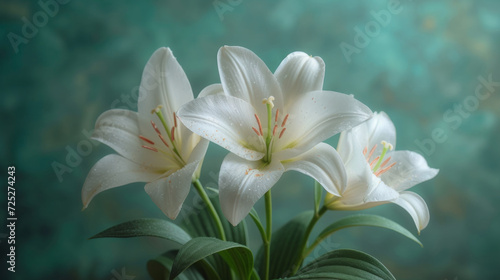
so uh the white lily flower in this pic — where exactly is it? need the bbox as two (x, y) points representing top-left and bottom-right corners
(178, 46), (372, 225)
(325, 112), (439, 232)
(82, 47), (209, 219)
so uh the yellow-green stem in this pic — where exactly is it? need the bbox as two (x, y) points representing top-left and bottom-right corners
(264, 190), (272, 280)
(193, 179), (226, 241)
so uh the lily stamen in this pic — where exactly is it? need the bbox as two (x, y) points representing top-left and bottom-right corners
(375, 162), (397, 177)
(370, 156), (380, 168)
(141, 145), (158, 152)
(139, 135), (155, 145)
(273, 124), (278, 136)
(366, 144), (377, 161)
(252, 127), (261, 136)
(158, 134), (170, 148)
(279, 127), (286, 139)
(255, 114), (263, 136)
(380, 157), (392, 168)
(281, 114), (289, 127)
(171, 126), (175, 142)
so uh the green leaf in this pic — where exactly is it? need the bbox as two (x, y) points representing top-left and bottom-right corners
(170, 237), (254, 280)
(286, 249), (396, 280)
(314, 181), (323, 215)
(90, 218), (191, 245)
(181, 190), (248, 279)
(147, 251), (206, 280)
(256, 211), (314, 279)
(316, 214), (422, 248)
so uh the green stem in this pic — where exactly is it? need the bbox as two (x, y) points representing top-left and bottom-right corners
(291, 205), (327, 275)
(192, 179), (226, 241)
(264, 190), (272, 280)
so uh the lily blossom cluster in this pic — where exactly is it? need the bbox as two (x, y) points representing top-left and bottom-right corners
(82, 46), (438, 233)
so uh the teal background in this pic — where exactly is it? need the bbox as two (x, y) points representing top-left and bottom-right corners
(1, 0), (499, 279)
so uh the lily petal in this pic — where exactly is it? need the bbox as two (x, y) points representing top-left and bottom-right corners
(178, 95), (266, 161)
(392, 191), (430, 232)
(351, 111), (396, 156)
(219, 153), (285, 226)
(274, 51), (325, 107)
(278, 91), (372, 155)
(137, 47), (193, 128)
(144, 160), (201, 219)
(199, 83), (224, 98)
(82, 154), (160, 209)
(381, 151), (439, 192)
(282, 143), (345, 196)
(218, 46), (283, 117)
(92, 109), (166, 168)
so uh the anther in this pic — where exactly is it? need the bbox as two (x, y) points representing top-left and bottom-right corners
(273, 125), (278, 136)
(375, 162), (397, 177)
(281, 114), (289, 127)
(275, 109), (279, 123)
(173, 112), (177, 127)
(142, 145), (158, 152)
(151, 121), (162, 135)
(279, 128), (286, 139)
(380, 157), (392, 168)
(255, 114), (263, 136)
(370, 156), (380, 168)
(252, 127), (261, 136)
(367, 144), (377, 161)
(139, 135), (155, 145)
(171, 127), (175, 142)
(158, 134), (169, 147)
(363, 146), (368, 156)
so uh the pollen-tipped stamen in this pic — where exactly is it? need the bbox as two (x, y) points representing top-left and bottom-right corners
(254, 114), (263, 136)
(141, 145), (158, 152)
(139, 135), (155, 145)
(151, 105), (184, 164)
(252, 127), (261, 136)
(375, 162), (397, 177)
(366, 144), (377, 161)
(281, 114), (289, 127)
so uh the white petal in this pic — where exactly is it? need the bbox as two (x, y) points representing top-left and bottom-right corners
(381, 151), (439, 192)
(277, 91), (372, 154)
(198, 83), (224, 98)
(82, 154), (160, 208)
(392, 191), (430, 232)
(351, 111), (396, 156)
(144, 160), (200, 219)
(337, 130), (371, 183)
(365, 177), (400, 203)
(178, 95), (266, 160)
(92, 109), (166, 168)
(219, 153), (284, 226)
(218, 46), (283, 118)
(138, 47), (193, 128)
(274, 51), (325, 106)
(282, 143), (345, 196)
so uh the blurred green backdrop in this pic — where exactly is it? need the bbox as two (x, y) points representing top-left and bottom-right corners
(1, 0), (499, 279)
